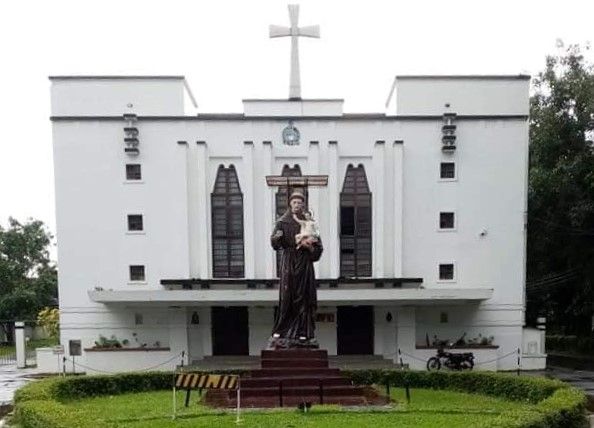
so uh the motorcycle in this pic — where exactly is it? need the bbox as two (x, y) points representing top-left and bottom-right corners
(426, 345), (474, 371)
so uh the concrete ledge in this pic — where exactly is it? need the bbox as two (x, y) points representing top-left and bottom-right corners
(84, 347), (170, 352)
(89, 287), (494, 306)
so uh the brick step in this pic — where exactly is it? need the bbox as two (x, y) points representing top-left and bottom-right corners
(241, 376), (350, 388)
(249, 368), (340, 377)
(238, 385), (365, 398)
(261, 358), (328, 368)
(228, 395), (368, 408)
(261, 349), (328, 359)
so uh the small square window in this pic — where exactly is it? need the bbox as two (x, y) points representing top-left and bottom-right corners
(126, 164), (142, 180)
(440, 312), (449, 323)
(440, 162), (455, 179)
(440, 212), (455, 229)
(129, 265), (145, 281)
(439, 264), (454, 280)
(127, 214), (143, 231)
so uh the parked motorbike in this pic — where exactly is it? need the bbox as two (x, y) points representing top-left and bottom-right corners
(426, 345), (474, 371)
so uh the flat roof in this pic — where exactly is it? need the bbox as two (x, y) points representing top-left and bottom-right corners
(242, 98), (345, 102)
(48, 75), (185, 80)
(395, 74), (530, 80)
(49, 75), (198, 108)
(50, 113), (528, 121)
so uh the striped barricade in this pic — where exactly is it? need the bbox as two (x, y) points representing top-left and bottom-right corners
(172, 372), (242, 422)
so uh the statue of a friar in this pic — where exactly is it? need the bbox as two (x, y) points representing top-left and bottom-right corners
(268, 191), (323, 349)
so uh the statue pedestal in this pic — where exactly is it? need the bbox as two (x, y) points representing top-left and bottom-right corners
(205, 349), (388, 408)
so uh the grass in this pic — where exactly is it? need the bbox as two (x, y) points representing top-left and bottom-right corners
(56, 387), (540, 427)
(0, 337), (59, 357)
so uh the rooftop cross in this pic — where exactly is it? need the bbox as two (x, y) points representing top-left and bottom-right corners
(269, 4), (320, 100)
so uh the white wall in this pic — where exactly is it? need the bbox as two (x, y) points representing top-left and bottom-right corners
(52, 77), (529, 365)
(395, 77), (529, 116)
(50, 77), (186, 116)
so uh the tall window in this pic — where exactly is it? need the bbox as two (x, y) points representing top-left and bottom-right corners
(211, 165), (244, 278)
(274, 165), (307, 276)
(340, 164), (372, 277)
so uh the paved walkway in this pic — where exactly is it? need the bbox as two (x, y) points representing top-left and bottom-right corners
(546, 366), (594, 398)
(0, 365), (38, 406)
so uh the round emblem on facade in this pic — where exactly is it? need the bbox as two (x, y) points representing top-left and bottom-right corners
(282, 121), (300, 146)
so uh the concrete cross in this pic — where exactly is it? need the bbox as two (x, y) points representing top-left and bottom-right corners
(269, 4), (320, 100)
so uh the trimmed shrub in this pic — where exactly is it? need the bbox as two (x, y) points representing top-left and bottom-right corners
(345, 370), (565, 403)
(14, 399), (81, 428)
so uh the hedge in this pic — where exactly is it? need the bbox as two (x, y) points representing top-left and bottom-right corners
(344, 370), (566, 403)
(13, 370), (588, 428)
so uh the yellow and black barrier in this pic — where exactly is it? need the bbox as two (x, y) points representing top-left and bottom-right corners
(175, 373), (239, 391)
(172, 372), (242, 422)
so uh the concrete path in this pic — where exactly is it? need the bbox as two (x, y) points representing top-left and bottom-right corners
(0, 365), (39, 406)
(546, 366), (594, 398)
(0, 364), (41, 426)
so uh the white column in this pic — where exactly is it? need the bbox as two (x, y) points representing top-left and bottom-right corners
(243, 141), (256, 278)
(183, 141), (200, 277)
(168, 309), (188, 365)
(15, 321), (26, 368)
(396, 307), (417, 367)
(263, 141), (275, 277)
(202, 308), (213, 357)
(249, 307), (274, 355)
(374, 306), (397, 357)
(394, 141), (404, 277)
(196, 141), (210, 278)
(327, 141), (339, 278)
(308, 141), (321, 277)
(373, 141), (385, 278)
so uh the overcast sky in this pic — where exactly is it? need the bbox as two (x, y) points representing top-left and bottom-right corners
(1, 0), (592, 259)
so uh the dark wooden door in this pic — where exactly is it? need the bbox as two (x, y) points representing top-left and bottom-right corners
(211, 306), (249, 355)
(337, 306), (374, 355)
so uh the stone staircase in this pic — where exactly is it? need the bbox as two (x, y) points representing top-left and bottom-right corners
(204, 349), (389, 408)
(189, 353), (403, 371)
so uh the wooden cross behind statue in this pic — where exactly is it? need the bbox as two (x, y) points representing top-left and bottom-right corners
(266, 175), (328, 202)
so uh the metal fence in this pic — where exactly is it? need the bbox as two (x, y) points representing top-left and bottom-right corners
(0, 321), (56, 366)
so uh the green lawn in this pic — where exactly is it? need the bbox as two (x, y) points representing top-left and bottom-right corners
(58, 387), (540, 427)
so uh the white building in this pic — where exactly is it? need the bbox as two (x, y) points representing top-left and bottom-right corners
(47, 72), (548, 373)
(47, 5), (546, 371)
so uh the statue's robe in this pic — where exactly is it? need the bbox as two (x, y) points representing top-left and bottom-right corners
(270, 210), (323, 341)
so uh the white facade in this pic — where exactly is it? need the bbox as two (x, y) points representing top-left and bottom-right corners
(49, 74), (545, 373)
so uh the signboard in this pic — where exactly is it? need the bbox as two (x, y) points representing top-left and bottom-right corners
(69, 340), (82, 356)
(52, 345), (64, 355)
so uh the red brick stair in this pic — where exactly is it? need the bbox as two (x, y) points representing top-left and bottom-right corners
(204, 349), (388, 408)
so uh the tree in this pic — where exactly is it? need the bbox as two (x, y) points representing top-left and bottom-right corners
(37, 307), (59, 338)
(0, 218), (58, 342)
(527, 44), (594, 335)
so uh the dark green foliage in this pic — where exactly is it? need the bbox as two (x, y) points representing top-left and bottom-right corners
(0, 218), (57, 341)
(344, 370), (565, 403)
(527, 44), (594, 335)
(546, 334), (594, 353)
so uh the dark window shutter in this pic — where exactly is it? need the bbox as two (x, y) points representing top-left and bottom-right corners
(340, 164), (372, 277)
(211, 165), (244, 278)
